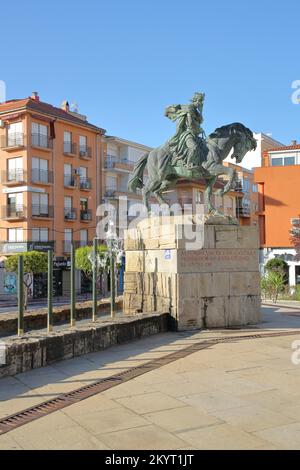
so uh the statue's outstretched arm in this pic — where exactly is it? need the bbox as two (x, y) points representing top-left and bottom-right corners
(165, 104), (181, 121)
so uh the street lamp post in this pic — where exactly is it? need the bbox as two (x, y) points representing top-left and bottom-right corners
(18, 255), (24, 336)
(92, 237), (98, 322)
(106, 221), (122, 319)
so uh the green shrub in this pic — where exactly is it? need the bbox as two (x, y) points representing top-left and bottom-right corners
(265, 258), (289, 284)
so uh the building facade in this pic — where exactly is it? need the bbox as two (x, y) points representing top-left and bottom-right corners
(223, 162), (259, 226)
(0, 92), (104, 297)
(224, 132), (284, 170)
(103, 136), (153, 238)
(254, 142), (300, 286)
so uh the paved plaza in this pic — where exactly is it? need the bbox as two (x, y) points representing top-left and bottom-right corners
(1, 305), (300, 450)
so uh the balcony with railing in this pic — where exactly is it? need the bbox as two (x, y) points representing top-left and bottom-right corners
(104, 155), (135, 170)
(1, 169), (26, 185)
(63, 141), (77, 155)
(79, 146), (92, 159)
(64, 207), (77, 220)
(234, 180), (244, 193)
(105, 183), (142, 197)
(32, 205), (54, 219)
(2, 204), (26, 220)
(64, 174), (76, 188)
(0, 133), (25, 150)
(31, 169), (53, 184)
(79, 177), (92, 190)
(31, 133), (53, 150)
(236, 206), (251, 218)
(80, 209), (92, 222)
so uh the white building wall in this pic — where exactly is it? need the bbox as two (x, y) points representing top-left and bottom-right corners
(261, 247), (300, 286)
(224, 133), (284, 170)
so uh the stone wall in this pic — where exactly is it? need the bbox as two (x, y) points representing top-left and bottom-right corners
(0, 312), (168, 378)
(123, 216), (261, 330)
(0, 297), (123, 337)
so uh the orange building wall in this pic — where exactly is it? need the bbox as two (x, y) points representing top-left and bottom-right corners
(254, 165), (300, 247)
(0, 106), (103, 257)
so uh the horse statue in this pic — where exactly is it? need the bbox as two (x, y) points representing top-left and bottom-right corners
(128, 93), (257, 216)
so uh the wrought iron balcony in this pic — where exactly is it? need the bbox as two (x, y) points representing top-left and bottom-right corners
(1, 169), (26, 185)
(31, 133), (53, 149)
(79, 146), (92, 159)
(80, 209), (92, 221)
(63, 142), (77, 155)
(32, 205), (54, 218)
(2, 204), (26, 220)
(64, 175), (76, 187)
(79, 177), (92, 190)
(0, 133), (25, 149)
(64, 207), (77, 220)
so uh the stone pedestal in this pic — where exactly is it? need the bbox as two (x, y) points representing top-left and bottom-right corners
(123, 216), (261, 330)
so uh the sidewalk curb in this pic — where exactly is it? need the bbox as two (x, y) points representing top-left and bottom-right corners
(262, 302), (300, 311)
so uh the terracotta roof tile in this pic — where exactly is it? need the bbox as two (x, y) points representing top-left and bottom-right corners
(0, 97), (104, 133)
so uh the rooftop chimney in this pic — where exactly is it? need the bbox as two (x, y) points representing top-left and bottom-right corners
(292, 140), (297, 146)
(31, 91), (40, 102)
(61, 100), (70, 112)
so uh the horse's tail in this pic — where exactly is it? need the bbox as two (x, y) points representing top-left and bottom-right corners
(127, 153), (148, 193)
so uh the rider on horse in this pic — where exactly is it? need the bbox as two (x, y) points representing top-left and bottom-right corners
(165, 92), (206, 169)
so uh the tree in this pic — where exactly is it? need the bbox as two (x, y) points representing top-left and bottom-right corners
(75, 244), (108, 281)
(290, 217), (300, 261)
(265, 258), (289, 284)
(5, 251), (48, 310)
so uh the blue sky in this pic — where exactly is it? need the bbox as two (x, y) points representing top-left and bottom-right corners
(1, 0), (300, 147)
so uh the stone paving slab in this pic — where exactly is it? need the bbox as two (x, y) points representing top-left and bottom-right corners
(1, 306), (300, 449)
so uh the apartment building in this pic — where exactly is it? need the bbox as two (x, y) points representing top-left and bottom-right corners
(0, 92), (104, 297)
(103, 136), (153, 238)
(164, 179), (241, 219)
(254, 141), (300, 286)
(223, 162), (259, 226)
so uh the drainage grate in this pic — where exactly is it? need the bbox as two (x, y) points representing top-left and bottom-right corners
(1, 328), (300, 436)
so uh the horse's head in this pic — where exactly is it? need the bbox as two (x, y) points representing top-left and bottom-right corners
(228, 123), (257, 163)
(209, 122), (257, 164)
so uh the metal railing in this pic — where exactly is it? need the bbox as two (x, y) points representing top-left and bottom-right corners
(0, 133), (25, 148)
(63, 142), (77, 155)
(31, 133), (53, 149)
(64, 175), (76, 187)
(2, 204), (26, 219)
(104, 156), (135, 168)
(79, 146), (92, 158)
(236, 206), (251, 217)
(32, 205), (54, 218)
(1, 169), (26, 184)
(31, 169), (53, 184)
(64, 207), (77, 220)
(80, 209), (92, 221)
(79, 177), (92, 190)
(105, 187), (117, 196)
(234, 180), (244, 192)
